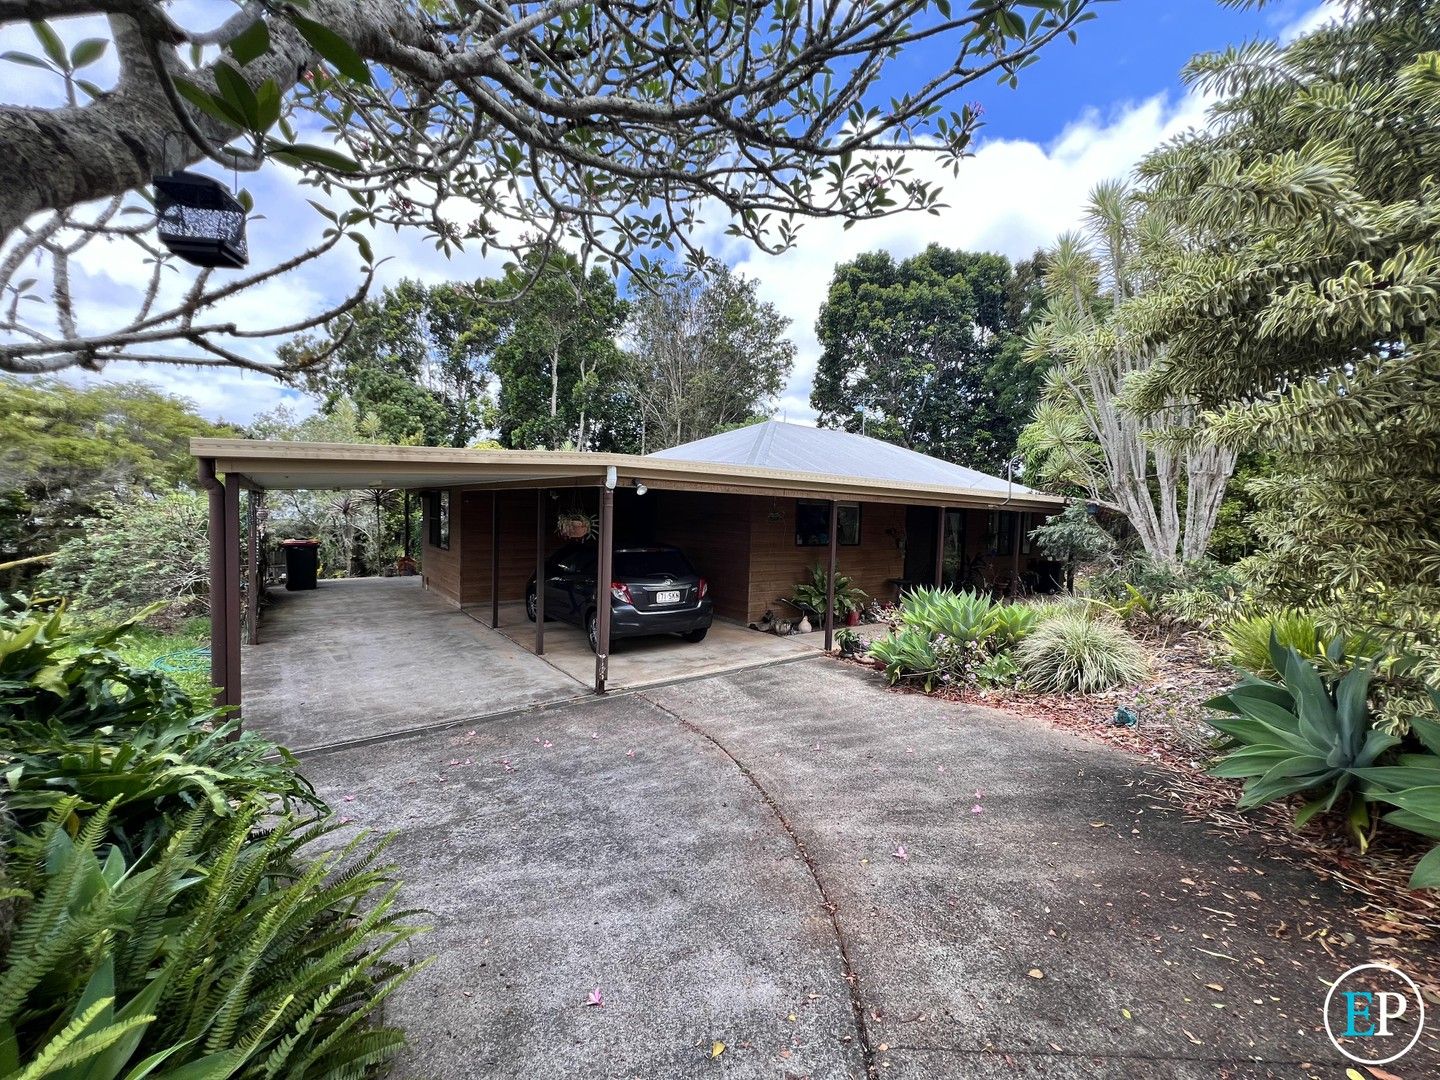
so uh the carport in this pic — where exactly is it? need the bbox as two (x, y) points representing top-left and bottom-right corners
(192, 434), (1063, 719)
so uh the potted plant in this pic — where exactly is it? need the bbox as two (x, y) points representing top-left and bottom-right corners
(555, 509), (597, 541)
(789, 561), (868, 624)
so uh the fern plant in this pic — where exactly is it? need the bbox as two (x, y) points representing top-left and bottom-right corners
(0, 799), (429, 1080)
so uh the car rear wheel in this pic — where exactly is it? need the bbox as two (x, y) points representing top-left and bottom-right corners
(586, 610), (599, 653)
(525, 588), (537, 622)
(682, 627), (708, 644)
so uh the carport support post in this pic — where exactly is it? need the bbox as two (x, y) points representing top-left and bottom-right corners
(246, 489), (260, 646)
(595, 484), (614, 693)
(534, 490), (546, 655)
(934, 506), (946, 589)
(224, 476), (242, 715)
(198, 458), (242, 722)
(825, 499), (838, 652)
(490, 493), (501, 629)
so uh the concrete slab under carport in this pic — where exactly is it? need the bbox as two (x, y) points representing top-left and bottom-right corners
(243, 577), (589, 752)
(483, 601), (818, 690)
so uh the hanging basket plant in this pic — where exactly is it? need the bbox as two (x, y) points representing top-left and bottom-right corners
(555, 509), (598, 541)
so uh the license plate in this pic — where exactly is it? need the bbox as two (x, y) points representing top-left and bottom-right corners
(656, 590), (681, 605)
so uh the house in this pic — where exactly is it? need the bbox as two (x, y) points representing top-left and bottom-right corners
(191, 422), (1063, 709)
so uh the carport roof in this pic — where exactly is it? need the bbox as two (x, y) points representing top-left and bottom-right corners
(190, 437), (1065, 511)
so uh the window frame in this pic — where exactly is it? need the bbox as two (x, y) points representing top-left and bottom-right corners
(795, 499), (861, 547)
(428, 490), (451, 551)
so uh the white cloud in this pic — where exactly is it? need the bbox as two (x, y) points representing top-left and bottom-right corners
(712, 90), (1211, 423)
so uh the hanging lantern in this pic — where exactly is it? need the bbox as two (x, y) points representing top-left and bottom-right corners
(152, 170), (248, 269)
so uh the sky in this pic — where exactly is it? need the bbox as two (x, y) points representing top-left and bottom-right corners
(1, 0), (1334, 428)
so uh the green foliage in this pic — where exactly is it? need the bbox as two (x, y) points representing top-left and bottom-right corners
(0, 602), (319, 859)
(791, 562), (867, 620)
(624, 262), (796, 450)
(1123, 5), (1440, 708)
(834, 627), (862, 658)
(0, 604), (429, 1074)
(899, 586), (996, 644)
(867, 587), (1040, 692)
(284, 279), (491, 448)
(975, 650), (1020, 689)
(40, 490), (208, 624)
(480, 252), (634, 452)
(1, 801), (426, 1079)
(1020, 193), (1237, 562)
(1016, 612), (1150, 693)
(1219, 610), (1325, 678)
(811, 246), (1048, 473)
(1206, 641), (1440, 887)
(1026, 503), (1114, 565)
(0, 377), (227, 590)
(1087, 555), (1239, 615)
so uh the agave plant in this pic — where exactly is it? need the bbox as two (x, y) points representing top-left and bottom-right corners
(988, 604), (1040, 650)
(867, 627), (943, 692)
(1206, 636), (1397, 846)
(1347, 702), (1440, 888)
(899, 587), (997, 643)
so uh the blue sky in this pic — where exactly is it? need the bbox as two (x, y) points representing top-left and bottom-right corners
(1, 0), (1333, 427)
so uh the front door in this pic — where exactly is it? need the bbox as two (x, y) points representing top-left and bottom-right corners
(903, 506), (937, 587)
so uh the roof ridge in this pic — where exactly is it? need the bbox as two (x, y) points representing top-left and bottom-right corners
(748, 419), (777, 466)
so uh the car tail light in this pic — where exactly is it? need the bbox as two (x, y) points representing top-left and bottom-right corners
(610, 581), (633, 604)
(698, 578), (709, 599)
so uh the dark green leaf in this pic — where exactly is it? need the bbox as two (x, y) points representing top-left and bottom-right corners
(69, 37), (107, 69)
(1, 50), (51, 70)
(289, 14), (370, 84)
(30, 20), (67, 70)
(227, 19), (271, 67)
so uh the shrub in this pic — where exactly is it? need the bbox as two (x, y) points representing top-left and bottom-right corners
(1087, 554), (1239, 612)
(1, 601), (319, 859)
(40, 489), (209, 623)
(0, 602), (429, 1075)
(2, 800), (427, 1080)
(1016, 612), (1150, 693)
(1219, 609), (1382, 679)
(976, 651), (1020, 688)
(869, 627), (942, 691)
(1207, 638), (1440, 888)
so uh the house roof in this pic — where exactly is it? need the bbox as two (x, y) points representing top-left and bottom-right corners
(650, 420), (1040, 498)
(190, 430), (1063, 511)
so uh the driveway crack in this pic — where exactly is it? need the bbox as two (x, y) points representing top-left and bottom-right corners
(638, 691), (876, 1078)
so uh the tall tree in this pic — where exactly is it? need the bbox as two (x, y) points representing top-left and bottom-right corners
(0, 1), (1098, 377)
(481, 254), (630, 451)
(1021, 184), (1236, 565)
(623, 264), (796, 450)
(810, 245), (1041, 471)
(0, 377), (228, 583)
(282, 280), (491, 447)
(1122, 0), (1440, 705)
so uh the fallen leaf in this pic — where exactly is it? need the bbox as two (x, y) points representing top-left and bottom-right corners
(710, 1041), (725, 1059)
(1364, 1068), (1405, 1080)
(786, 1013), (796, 1022)
(1121, 1008), (1132, 1019)
(1089, 822), (1110, 828)
(1205, 983), (1224, 992)
(1183, 1029), (1202, 1045)
(1027, 968), (1044, 980)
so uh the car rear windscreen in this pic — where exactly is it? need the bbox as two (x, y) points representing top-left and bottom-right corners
(614, 549), (694, 578)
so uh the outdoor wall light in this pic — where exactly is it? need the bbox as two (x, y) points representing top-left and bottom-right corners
(632, 480), (648, 495)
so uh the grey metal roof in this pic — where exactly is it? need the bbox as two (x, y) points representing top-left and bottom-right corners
(648, 420), (1042, 498)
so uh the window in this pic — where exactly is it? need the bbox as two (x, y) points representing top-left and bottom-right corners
(988, 510), (1017, 556)
(795, 500), (860, 546)
(428, 490), (450, 550)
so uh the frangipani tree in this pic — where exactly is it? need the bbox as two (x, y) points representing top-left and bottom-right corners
(1022, 182), (1236, 565)
(0, 0), (1098, 377)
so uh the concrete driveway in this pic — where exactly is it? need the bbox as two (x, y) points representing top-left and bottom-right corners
(299, 661), (1438, 1078)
